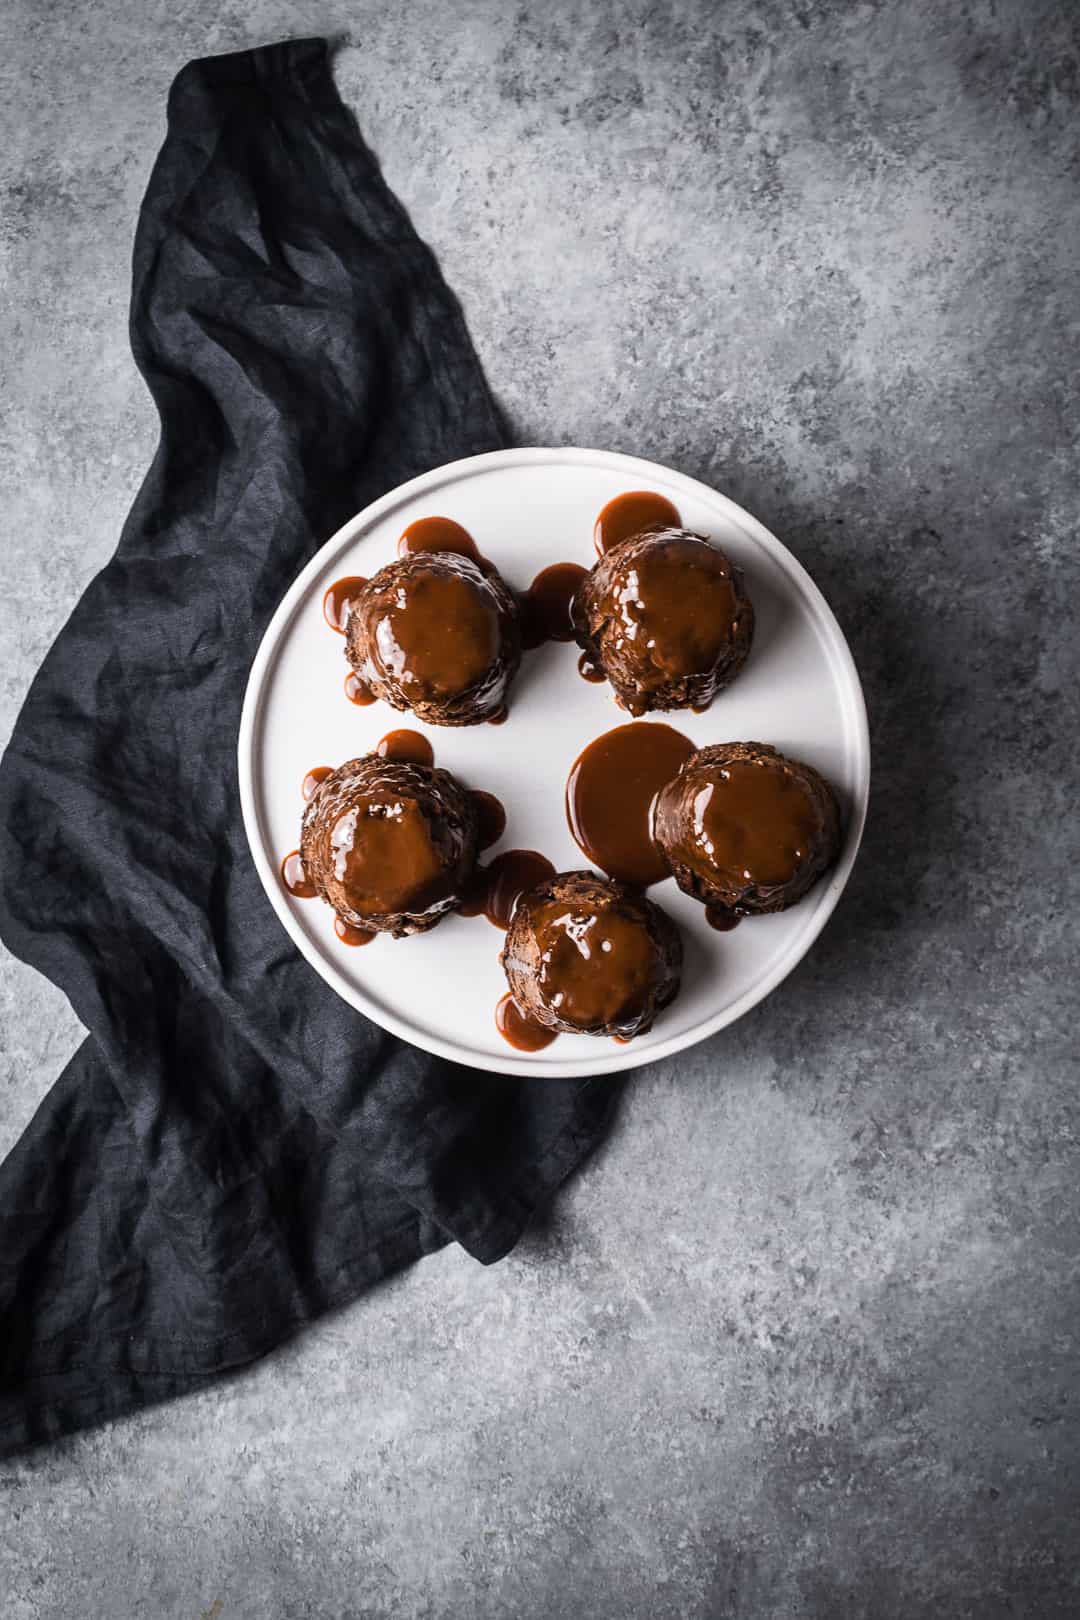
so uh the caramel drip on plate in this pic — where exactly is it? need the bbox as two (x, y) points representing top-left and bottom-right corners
(495, 991), (557, 1052)
(397, 515), (484, 565)
(334, 916), (375, 946)
(281, 850), (317, 898)
(461, 849), (556, 928)
(593, 490), (681, 556)
(565, 722), (695, 886)
(301, 766), (332, 801)
(520, 562), (588, 649)
(374, 729), (434, 768)
(344, 670), (375, 705)
(470, 790), (506, 851)
(323, 575), (368, 634)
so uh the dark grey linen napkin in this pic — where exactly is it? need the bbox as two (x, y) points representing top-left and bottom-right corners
(0, 38), (616, 1456)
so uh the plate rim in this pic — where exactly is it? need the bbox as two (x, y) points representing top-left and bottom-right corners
(238, 445), (871, 1078)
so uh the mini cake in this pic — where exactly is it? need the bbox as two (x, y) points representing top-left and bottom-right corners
(300, 756), (477, 935)
(500, 870), (682, 1040)
(572, 527), (754, 715)
(346, 551), (521, 725)
(653, 741), (841, 916)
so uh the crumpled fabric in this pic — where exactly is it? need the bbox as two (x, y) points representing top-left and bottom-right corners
(0, 38), (616, 1457)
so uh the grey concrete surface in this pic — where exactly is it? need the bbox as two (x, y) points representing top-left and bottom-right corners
(2, 0), (1078, 1614)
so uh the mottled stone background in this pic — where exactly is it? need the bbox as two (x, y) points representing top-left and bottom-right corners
(2, 1), (1078, 1615)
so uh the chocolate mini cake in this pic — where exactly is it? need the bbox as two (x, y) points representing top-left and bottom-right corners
(572, 527), (754, 715)
(300, 756), (478, 935)
(500, 869), (682, 1040)
(653, 742), (841, 916)
(346, 551), (521, 725)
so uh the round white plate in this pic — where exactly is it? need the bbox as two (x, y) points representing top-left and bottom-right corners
(238, 447), (869, 1077)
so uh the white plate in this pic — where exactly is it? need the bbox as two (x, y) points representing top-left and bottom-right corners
(238, 447), (869, 1077)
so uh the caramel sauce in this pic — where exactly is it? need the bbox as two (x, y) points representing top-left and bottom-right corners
(280, 850), (317, 899)
(565, 722), (695, 886)
(323, 575), (368, 634)
(622, 535), (739, 682)
(685, 761), (819, 888)
(368, 563), (501, 695)
(578, 653), (605, 683)
(520, 562), (588, 649)
(461, 849), (556, 928)
(530, 896), (657, 1030)
(593, 491), (681, 556)
(470, 790), (506, 851)
(706, 905), (742, 932)
(329, 797), (453, 919)
(496, 991), (557, 1053)
(301, 766), (332, 802)
(344, 670), (376, 706)
(375, 729), (434, 768)
(398, 515), (483, 565)
(334, 916), (375, 946)
(488, 709), (509, 725)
